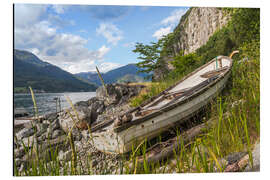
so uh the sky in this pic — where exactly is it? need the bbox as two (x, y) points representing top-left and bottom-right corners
(14, 4), (189, 74)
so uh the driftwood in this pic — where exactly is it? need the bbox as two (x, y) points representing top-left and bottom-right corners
(128, 118), (215, 170)
(224, 154), (249, 172)
(128, 112), (230, 170)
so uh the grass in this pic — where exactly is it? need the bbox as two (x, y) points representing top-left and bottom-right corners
(14, 41), (259, 175)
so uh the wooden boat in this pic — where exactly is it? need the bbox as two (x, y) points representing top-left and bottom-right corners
(91, 56), (233, 154)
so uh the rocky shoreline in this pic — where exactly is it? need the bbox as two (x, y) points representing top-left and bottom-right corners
(14, 83), (145, 175)
(14, 83), (260, 175)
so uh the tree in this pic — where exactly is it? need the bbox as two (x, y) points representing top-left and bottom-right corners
(132, 40), (161, 79)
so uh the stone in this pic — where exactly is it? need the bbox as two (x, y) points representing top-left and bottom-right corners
(52, 130), (64, 139)
(21, 135), (38, 148)
(72, 129), (82, 141)
(58, 108), (90, 134)
(16, 127), (35, 140)
(96, 83), (143, 106)
(14, 147), (25, 159)
(37, 134), (46, 142)
(58, 150), (72, 162)
(75, 100), (89, 108)
(44, 112), (59, 123)
(51, 118), (60, 131)
(23, 121), (37, 129)
(36, 123), (49, 137)
(88, 99), (106, 122)
(226, 152), (247, 165)
(245, 141), (260, 172)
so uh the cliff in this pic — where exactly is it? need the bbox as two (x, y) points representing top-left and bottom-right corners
(154, 7), (230, 80)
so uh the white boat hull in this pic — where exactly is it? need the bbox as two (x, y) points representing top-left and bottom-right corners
(92, 56), (232, 154)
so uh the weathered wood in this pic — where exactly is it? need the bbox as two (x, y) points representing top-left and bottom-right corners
(127, 119), (215, 170)
(92, 56), (232, 154)
(200, 66), (228, 78)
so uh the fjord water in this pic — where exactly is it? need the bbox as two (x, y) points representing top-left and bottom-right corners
(14, 92), (96, 116)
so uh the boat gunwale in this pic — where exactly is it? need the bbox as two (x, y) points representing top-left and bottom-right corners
(113, 56), (232, 132)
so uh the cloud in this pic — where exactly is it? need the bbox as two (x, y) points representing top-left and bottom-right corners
(98, 62), (123, 73)
(15, 13), (111, 73)
(14, 4), (47, 28)
(161, 8), (188, 26)
(152, 27), (171, 40)
(96, 23), (123, 45)
(152, 8), (189, 40)
(48, 14), (75, 28)
(97, 45), (110, 59)
(14, 4), (121, 73)
(51, 5), (68, 14)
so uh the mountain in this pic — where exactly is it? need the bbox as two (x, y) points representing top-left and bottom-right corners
(75, 64), (150, 86)
(14, 49), (97, 93)
(117, 74), (145, 83)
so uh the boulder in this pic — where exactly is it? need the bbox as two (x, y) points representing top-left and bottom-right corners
(245, 141), (260, 172)
(44, 112), (59, 123)
(59, 97), (107, 133)
(96, 83), (144, 106)
(52, 130), (64, 139)
(16, 127), (35, 140)
(21, 135), (38, 148)
(58, 108), (90, 134)
(88, 98), (105, 122)
(36, 123), (49, 137)
(51, 118), (60, 131)
(14, 147), (25, 159)
(58, 150), (72, 162)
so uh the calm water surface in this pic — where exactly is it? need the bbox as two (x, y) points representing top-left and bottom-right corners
(14, 92), (96, 116)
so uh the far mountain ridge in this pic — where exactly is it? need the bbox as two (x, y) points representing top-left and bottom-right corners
(14, 49), (97, 93)
(75, 64), (150, 86)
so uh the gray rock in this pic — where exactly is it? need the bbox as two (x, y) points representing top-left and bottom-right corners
(226, 152), (247, 165)
(36, 123), (49, 137)
(18, 163), (25, 172)
(88, 99), (105, 123)
(58, 108), (89, 133)
(72, 129), (82, 141)
(21, 135), (38, 148)
(37, 134), (46, 142)
(44, 112), (58, 122)
(245, 141), (260, 172)
(58, 150), (72, 162)
(16, 127), (35, 140)
(51, 130), (64, 139)
(81, 130), (90, 139)
(14, 147), (25, 159)
(74, 141), (82, 149)
(51, 118), (60, 131)
(75, 100), (89, 108)
(23, 121), (37, 129)
(96, 83), (143, 106)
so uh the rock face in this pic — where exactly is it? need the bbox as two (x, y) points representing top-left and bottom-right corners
(172, 8), (230, 55)
(153, 7), (230, 81)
